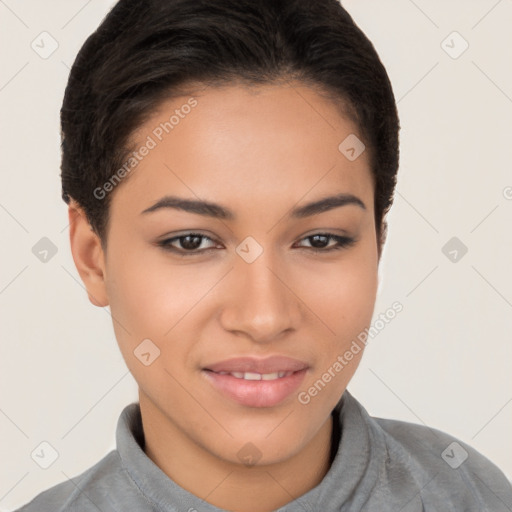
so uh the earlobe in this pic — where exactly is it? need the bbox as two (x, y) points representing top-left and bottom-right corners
(68, 200), (109, 308)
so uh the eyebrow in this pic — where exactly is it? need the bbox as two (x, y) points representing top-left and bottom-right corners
(140, 193), (366, 220)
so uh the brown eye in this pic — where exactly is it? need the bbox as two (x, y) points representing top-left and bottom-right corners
(158, 233), (219, 255)
(296, 233), (356, 252)
(157, 232), (356, 257)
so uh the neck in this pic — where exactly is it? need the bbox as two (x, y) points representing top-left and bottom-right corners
(139, 392), (334, 512)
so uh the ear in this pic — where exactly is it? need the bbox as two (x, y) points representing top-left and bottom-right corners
(377, 219), (388, 262)
(68, 200), (109, 307)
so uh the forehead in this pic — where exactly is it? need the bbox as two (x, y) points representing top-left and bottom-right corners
(111, 82), (373, 221)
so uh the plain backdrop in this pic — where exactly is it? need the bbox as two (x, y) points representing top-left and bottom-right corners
(1, 0), (511, 509)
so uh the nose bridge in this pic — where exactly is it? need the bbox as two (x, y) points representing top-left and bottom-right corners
(220, 247), (299, 342)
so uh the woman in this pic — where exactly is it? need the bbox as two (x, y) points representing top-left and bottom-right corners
(16, 0), (512, 510)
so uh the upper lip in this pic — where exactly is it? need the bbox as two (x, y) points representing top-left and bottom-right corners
(203, 356), (309, 374)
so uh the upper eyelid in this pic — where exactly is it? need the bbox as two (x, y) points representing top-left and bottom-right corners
(162, 232), (217, 244)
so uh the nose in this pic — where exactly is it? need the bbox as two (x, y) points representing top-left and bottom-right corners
(219, 251), (302, 344)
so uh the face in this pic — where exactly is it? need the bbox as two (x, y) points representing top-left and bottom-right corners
(72, 82), (379, 467)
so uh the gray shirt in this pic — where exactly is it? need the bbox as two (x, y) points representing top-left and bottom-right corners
(14, 390), (512, 511)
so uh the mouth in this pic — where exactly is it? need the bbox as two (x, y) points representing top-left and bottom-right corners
(205, 370), (296, 380)
(203, 354), (309, 375)
(202, 367), (308, 408)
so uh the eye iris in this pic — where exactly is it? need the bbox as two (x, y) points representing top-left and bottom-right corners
(181, 235), (203, 250)
(310, 234), (329, 248)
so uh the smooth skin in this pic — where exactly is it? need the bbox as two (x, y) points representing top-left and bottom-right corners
(68, 81), (381, 512)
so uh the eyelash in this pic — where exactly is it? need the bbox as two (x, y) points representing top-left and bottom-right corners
(157, 232), (356, 256)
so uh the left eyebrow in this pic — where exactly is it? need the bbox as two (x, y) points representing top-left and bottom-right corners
(140, 192), (366, 220)
(290, 193), (366, 218)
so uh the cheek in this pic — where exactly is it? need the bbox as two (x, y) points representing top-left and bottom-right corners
(104, 251), (187, 394)
(296, 253), (378, 408)
(300, 247), (378, 338)
(106, 241), (190, 330)
(104, 241), (175, 357)
(105, 244), (218, 370)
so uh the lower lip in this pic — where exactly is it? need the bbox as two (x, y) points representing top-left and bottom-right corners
(202, 369), (308, 408)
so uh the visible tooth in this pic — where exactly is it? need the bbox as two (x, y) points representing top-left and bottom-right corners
(243, 372), (262, 380)
(225, 371), (292, 380)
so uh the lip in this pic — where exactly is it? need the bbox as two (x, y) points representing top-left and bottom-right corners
(202, 355), (309, 408)
(202, 368), (308, 408)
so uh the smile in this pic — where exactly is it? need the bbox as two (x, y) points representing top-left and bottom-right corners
(214, 371), (294, 380)
(202, 368), (308, 408)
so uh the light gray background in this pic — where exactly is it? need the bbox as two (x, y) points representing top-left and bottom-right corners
(1, 0), (511, 509)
